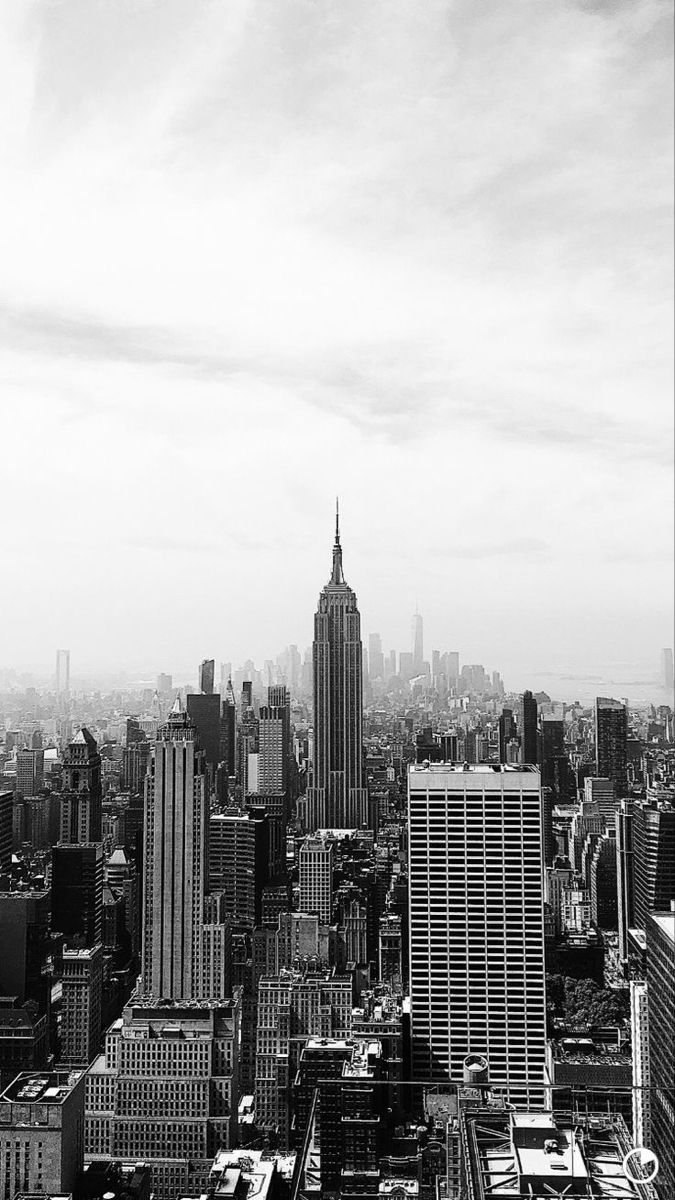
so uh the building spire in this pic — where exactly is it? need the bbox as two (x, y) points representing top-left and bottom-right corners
(330, 498), (345, 585)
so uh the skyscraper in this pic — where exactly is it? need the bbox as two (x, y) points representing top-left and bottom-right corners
(408, 763), (547, 1100)
(142, 698), (208, 999)
(199, 657), (215, 695)
(15, 748), (44, 799)
(646, 908), (675, 1200)
(521, 690), (538, 765)
(306, 506), (367, 830)
(59, 728), (102, 844)
(595, 696), (628, 797)
(412, 608), (424, 670)
(51, 843), (103, 948)
(368, 633), (384, 681)
(55, 649), (70, 697)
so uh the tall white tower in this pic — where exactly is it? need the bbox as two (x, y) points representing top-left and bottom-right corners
(407, 763), (547, 1101)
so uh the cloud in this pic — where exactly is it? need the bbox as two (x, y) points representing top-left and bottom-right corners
(0, 0), (671, 675)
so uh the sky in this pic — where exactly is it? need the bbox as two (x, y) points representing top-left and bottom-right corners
(1, 0), (673, 690)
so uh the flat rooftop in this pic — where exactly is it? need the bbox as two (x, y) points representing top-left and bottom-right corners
(649, 911), (675, 943)
(2, 1071), (83, 1104)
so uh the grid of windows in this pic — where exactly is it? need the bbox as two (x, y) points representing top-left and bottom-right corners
(408, 771), (547, 1099)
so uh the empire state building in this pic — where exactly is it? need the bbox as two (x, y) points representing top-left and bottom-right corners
(305, 507), (368, 831)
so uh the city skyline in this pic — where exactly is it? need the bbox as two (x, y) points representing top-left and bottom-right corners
(1, 1), (672, 678)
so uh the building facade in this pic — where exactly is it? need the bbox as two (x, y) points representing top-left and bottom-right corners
(408, 764), (547, 1100)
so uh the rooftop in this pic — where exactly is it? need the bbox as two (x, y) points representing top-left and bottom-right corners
(410, 762), (539, 775)
(462, 1108), (657, 1198)
(2, 1071), (83, 1105)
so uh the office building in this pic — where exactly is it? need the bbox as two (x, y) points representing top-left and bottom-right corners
(61, 944), (103, 1066)
(186, 692), (222, 783)
(616, 799), (634, 967)
(299, 835), (334, 924)
(15, 748), (44, 799)
(221, 681), (236, 777)
(209, 810), (270, 926)
(306, 506), (367, 831)
(84, 997), (240, 1199)
(142, 698), (208, 999)
(408, 764), (547, 1100)
(368, 633), (384, 681)
(0, 890), (50, 1008)
(105, 847), (140, 958)
(498, 708), (515, 762)
(630, 980), (651, 1149)
(589, 832), (618, 929)
(0, 1000), (48, 1087)
(51, 843), (103, 948)
(646, 908), (675, 1200)
(521, 690), (538, 765)
(59, 728), (102, 844)
(254, 967), (353, 1142)
(84, 697), (239, 1197)
(156, 672), (173, 693)
(55, 648), (70, 697)
(459, 1106), (657, 1200)
(584, 775), (617, 825)
(256, 691), (290, 795)
(199, 657), (215, 695)
(0, 792), (11, 871)
(596, 697), (628, 797)
(0, 1071), (85, 1197)
(632, 799), (675, 935)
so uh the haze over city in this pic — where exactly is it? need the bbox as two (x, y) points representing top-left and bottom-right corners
(1, 0), (672, 687)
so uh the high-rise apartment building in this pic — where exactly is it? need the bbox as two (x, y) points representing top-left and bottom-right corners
(646, 908), (675, 1200)
(306, 507), (367, 830)
(55, 649), (70, 697)
(408, 763), (547, 1100)
(59, 728), (102, 844)
(299, 834), (334, 924)
(595, 697), (628, 797)
(142, 699), (208, 999)
(61, 944), (103, 1066)
(521, 691), (538, 765)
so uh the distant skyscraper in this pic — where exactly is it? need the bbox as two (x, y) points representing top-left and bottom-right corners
(595, 697), (628, 797)
(408, 763), (547, 1100)
(661, 647), (674, 694)
(412, 609), (423, 669)
(368, 633), (384, 681)
(199, 658), (215, 695)
(498, 708), (515, 762)
(55, 649), (70, 697)
(306, 506), (367, 830)
(142, 699), (209, 999)
(521, 690), (538, 765)
(15, 748), (44, 799)
(59, 728), (102, 844)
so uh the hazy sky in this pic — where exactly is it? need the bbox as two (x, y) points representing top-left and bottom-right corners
(1, 0), (672, 686)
